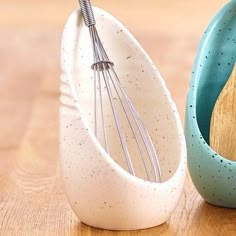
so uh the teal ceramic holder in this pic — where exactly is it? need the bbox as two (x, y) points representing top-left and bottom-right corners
(185, 0), (236, 208)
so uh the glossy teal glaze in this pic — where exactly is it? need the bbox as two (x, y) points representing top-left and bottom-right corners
(185, 0), (236, 208)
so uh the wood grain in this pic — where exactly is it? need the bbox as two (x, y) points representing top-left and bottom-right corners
(210, 64), (236, 161)
(0, 1), (236, 235)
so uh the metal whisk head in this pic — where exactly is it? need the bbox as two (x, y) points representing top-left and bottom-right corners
(78, 0), (161, 182)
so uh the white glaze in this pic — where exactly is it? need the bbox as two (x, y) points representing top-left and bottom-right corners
(60, 8), (187, 230)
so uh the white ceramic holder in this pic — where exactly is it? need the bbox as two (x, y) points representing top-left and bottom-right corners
(60, 8), (187, 230)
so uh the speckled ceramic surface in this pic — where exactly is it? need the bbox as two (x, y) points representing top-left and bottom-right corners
(185, 0), (236, 208)
(60, 8), (187, 230)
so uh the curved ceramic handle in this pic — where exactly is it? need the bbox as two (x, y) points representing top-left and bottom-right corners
(78, 0), (96, 26)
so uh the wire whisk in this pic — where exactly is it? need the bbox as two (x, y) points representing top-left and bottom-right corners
(78, 0), (161, 182)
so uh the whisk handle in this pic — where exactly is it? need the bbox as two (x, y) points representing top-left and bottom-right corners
(78, 0), (96, 27)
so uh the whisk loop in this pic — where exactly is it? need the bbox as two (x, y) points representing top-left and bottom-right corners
(78, 0), (161, 182)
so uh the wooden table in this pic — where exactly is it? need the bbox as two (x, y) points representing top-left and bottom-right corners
(0, 1), (235, 235)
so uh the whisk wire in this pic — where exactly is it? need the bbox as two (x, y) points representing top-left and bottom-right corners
(102, 66), (135, 175)
(90, 26), (109, 153)
(106, 69), (150, 180)
(97, 67), (109, 153)
(90, 27), (97, 136)
(109, 67), (161, 181)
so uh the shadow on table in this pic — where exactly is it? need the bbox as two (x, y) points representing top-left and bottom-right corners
(192, 201), (236, 234)
(74, 201), (236, 235)
(76, 221), (174, 235)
